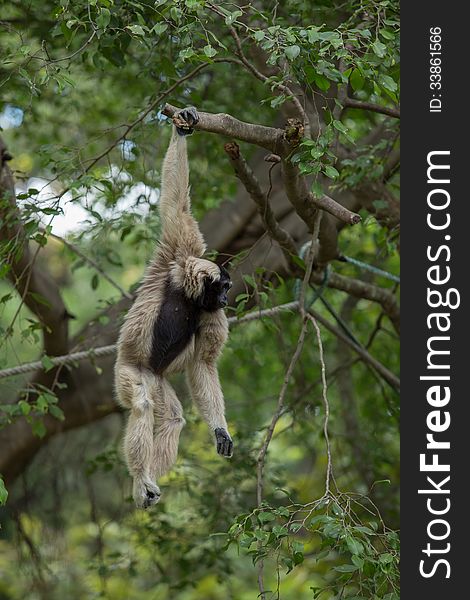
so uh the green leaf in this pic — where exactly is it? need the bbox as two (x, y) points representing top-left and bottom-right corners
(49, 404), (65, 421)
(323, 165), (339, 179)
(351, 554), (364, 569)
(258, 511), (275, 523)
(379, 552), (394, 564)
(18, 400), (31, 416)
(0, 477), (8, 506)
(307, 29), (320, 43)
(91, 274), (99, 290)
(311, 181), (324, 199)
(372, 40), (387, 58)
(284, 45), (301, 61)
(152, 23), (168, 35)
(313, 73), (330, 91)
(380, 28), (395, 40)
(179, 47), (195, 61)
(29, 292), (51, 308)
(32, 419), (47, 439)
(346, 536), (364, 556)
(41, 355), (55, 372)
(332, 120), (348, 135)
(235, 293), (249, 303)
(224, 10), (242, 25)
(350, 68), (365, 91)
(379, 74), (398, 92)
(203, 45), (217, 58)
(96, 8), (111, 30)
(253, 30), (265, 42)
(127, 25), (146, 36)
(291, 255), (306, 270)
(334, 564), (359, 573)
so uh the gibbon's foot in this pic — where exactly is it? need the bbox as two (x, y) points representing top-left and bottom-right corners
(215, 428), (233, 458)
(173, 106), (199, 136)
(133, 477), (161, 509)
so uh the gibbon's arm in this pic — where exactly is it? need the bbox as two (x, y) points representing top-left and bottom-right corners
(186, 312), (233, 457)
(187, 360), (233, 457)
(159, 107), (206, 262)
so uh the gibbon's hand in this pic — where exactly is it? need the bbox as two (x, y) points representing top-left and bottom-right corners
(214, 428), (233, 457)
(173, 106), (199, 136)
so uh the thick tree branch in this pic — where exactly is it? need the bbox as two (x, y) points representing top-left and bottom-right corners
(162, 103), (285, 153)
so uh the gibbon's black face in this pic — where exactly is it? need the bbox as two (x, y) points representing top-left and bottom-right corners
(198, 266), (232, 312)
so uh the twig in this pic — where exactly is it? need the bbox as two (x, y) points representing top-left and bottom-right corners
(49, 231), (133, 300)
(311, 270), (400, 334)
(308, 306), (400, 392)
(208, 3), (311, 137)
(85, 62), (215, 173)
(306, 313), (333, 494)
(282, 158), (361, 226)
(344, 98), (400, 119)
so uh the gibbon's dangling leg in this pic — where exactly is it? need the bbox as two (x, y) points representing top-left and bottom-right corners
(119, 366), (161, 508)
(152, 378), (186, 478)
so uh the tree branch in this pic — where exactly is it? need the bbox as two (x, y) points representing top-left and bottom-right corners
(223, 141), (298, 260)
(344, 98), (400, 119)
(311, 269), (400, 334)
(162, 103), (285, 153)
(282, 158), (361, 226)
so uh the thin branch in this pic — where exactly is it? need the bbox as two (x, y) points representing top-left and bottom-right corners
(254, 221), (320, 599)
(45, 30), (97, 65)
(308, 306), (400, 392)
(49, 231), (133, 300)
(282, 158), (361, 226)
(311, 269), (400, 334)
(307, 313), (333, 493)
(223, 141), (298, 260)
(84, 62), (215, 172)
(344, 98), (400, 119)
(208, 3), (311, 136)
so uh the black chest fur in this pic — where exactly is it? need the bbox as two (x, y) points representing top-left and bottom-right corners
(149, 282), (201, 374)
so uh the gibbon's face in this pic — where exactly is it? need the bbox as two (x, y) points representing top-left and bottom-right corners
(198, 266), (232, 311)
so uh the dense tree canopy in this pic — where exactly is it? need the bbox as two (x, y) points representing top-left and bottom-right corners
(0, 1), (399, 598)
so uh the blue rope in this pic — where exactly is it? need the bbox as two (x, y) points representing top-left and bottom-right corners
(341, 255), (400, 284)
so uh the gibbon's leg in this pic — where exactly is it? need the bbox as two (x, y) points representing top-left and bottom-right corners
(187, 360), (233, 457)
(119, 365), (161, 508)
(151, 378), (186, 479)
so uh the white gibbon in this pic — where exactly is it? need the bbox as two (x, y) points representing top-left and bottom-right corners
(114, 107), (233, 508)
